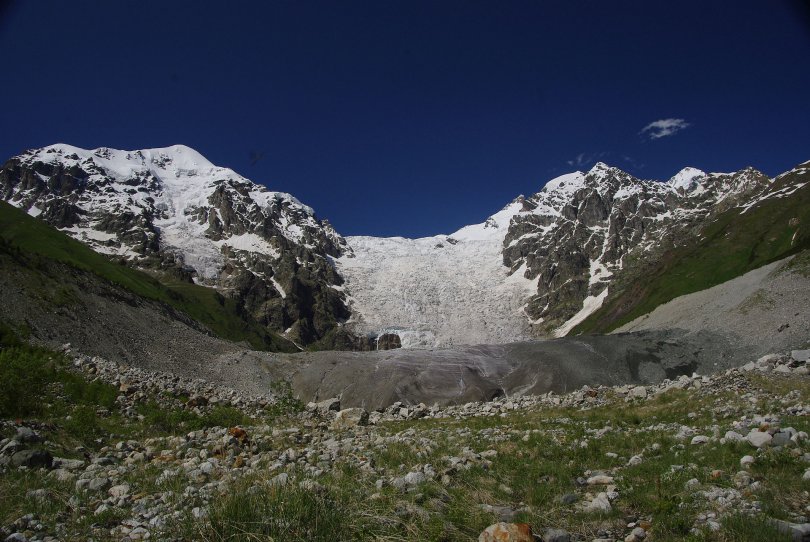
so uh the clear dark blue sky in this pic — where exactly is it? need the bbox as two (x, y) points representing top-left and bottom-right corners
(1, 1), (809, 237)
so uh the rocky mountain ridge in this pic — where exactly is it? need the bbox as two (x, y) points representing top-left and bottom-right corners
(0, 144), (351, 347)
(2, 144), (806, 349)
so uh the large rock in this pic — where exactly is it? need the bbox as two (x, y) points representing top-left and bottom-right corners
(478, 522), (534, 542)
(330, 408), (369, 431)
(746, 429), (773, 448)
(10, 449), (53, 469)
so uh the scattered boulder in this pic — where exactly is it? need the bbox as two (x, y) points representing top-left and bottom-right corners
(331, 408), (369, 431)
(10, 449), (53, 469)
(746, 429), (773, 448)
(478, 522), (534, 542)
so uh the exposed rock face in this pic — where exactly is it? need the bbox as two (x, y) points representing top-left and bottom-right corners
(0, 144), (351, 346)
(376, 333), (402, 350)
(502, 163), (774, 335)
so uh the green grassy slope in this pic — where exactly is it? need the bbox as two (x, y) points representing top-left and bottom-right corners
(574, 169), (810, 334)
(0, 201), (297, 352)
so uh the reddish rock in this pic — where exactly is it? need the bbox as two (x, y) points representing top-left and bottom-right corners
(478, 522), (534, 542)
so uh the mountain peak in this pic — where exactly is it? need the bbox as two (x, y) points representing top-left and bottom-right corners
(669, 167), (707, 191)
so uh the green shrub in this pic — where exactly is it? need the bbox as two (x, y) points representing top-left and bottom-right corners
(202, 406), (251, 429)
(63, 405), (103, 441)
(0, 346), (58, 418)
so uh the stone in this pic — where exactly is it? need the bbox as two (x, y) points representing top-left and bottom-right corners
(791, 350), (810, 362)
(4, 534), (28, 542)
(628, 455), (643, 466)
(747, 429), (773, 448)
(109, 484), (130, 498)
(586, 474), (614, 485)
(543, 528), (570, 542)
(478, 522), (534, 542)
(128, 527), (151, 540)
(312, 397), (341, 414)
(14, 427), (41, 444)
(691, 435), (709, 445)
(724, 431), (744, 442)
(629, 386), (647, 399)
(330, 408), (369, 431)
(772, 431), (793, 447)
(584, 492), (612, 513)
(770, 518), (810, 541)
(87, 477), (111, 492)
(740, 455), (755, 467)
(732, 471), (752, 488)
(10, 449), (53, 469)
(403, 471), (427, 486)
(53, 457), (85, 470)
(625, 527), (647, 542)
(558, 493), (579, 505)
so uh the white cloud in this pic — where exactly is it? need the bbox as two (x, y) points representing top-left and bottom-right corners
(567, 151), (608, 168)
(640, 118), (690, 140)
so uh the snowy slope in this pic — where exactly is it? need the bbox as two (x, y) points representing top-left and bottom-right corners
(339, 162), (779, 346)
(0, 144), (349, 345)
(338, 202), (538, 348)
(4, 144), (330, 277)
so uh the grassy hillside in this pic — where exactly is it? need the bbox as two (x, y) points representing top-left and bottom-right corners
(574, 170), (810, 334)
(0, 201), (297, 352)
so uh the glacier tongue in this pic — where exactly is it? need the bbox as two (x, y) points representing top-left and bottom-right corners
(338, 228), (538, 349)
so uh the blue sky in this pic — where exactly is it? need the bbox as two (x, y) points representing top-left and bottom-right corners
(1, 1), (808, 237)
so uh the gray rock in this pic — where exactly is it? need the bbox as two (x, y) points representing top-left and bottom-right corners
(772, 431), (793, 447)
(330, 408), (369, 431)
(625, 527), (647, 542)
(691, 435), (710, 445)
(629, 386), (648, 399)
(543, 527), (570, 542)
(740, 455), (755, 467)
(770, 518), (810, 542)
(109, 484), (130, 498)
(583, 492), (612, 513)
(53, 457), (85, 470)
(747, 429), (773, 448)
(403, 471), (427, 486)
(4, 534), (28, 542)
(791, 350), (810, 362)
(87, 477), (111, 492)
(14, 427), (41, 444)
(558, 493), (579, 505)
(10, 449), (53, 469)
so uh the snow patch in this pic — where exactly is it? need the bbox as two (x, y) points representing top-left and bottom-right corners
(554, 287), (609, 338)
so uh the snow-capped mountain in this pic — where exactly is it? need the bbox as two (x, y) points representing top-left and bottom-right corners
(2, 143), (806, 349)
(339, 160), (805, 346)
(0, 144), (349, 346)
(502, 162), (774, 336)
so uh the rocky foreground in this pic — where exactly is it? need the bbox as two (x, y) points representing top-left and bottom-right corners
(1, 347), (810, 541)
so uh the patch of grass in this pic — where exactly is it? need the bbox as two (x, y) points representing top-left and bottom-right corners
(575, 176), (810, 334)
(0, 201), (296, 352)
(137, 402), (252, 434)
(194, 480), (353, 541)
(719, 513), (792, 542)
